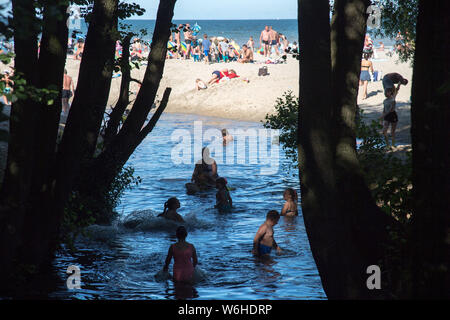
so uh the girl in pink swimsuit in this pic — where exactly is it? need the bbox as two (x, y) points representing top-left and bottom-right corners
(163, 226), (198, 282)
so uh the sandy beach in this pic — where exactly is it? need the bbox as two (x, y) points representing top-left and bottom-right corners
(0, 49), (413, 182)
(65, 49), (413, 135)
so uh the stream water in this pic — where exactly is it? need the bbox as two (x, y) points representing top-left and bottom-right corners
(45, 112), (325, 300)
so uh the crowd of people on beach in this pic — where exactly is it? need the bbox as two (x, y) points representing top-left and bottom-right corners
(165, 23), (298, 65)
(158, 144), (299, 284)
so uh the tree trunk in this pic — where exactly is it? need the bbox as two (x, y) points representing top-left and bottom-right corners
(51, 0), (119, 232)
(19, 0), (70, 266)
(0, 0), (40, 281)
(78, 0), (177, 212)
(410, 0), (450, 299)
(298, 0), (340, 298)
(298, 0), (394, 299)
(103, 34), (132, 147)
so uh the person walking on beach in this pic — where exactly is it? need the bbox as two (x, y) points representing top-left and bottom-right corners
(184, 24), (193, 60)
(62, 69), (74, 113)
(360, 53), (374, 100)
(158, 197), (185, 222)
(269, 26), (280, 56)
(260, 26), (271, 57)
(163, 226), (198, 283)
(382, 72), (408, 96)
(379, 83), (400, 148)
(252, 210), (282, 257)
(201, 34), (211, 64)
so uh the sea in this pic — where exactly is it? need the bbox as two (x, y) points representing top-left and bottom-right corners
(73, 19), (394, 48)
(73, 19), (299, 47)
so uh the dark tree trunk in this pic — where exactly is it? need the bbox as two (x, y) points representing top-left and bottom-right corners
(0, 0), (40, 280)
(20, 0), (70, 266)
(298, 0), (339, 298)
(78, 0), (176, 208)
(103, 34), (132, 147)
(410, 0), (450, 299)
(330, 0), (393, 298)
(51, 0), (119, 231)
(298, 0), (394, 299)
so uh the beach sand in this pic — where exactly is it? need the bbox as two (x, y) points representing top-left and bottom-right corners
(0, 49), (413, 182)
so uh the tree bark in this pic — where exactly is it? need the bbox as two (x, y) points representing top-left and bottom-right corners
(410, 0), (450, 299)
(298, 0), (394, 299)
(103, 34), (132, 147)
(51, 0), (119, 232)
(0, 0), (40, 280)
(79, 0), (176, 204)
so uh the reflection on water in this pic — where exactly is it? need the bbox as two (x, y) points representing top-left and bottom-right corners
(44, 113), (326, 300)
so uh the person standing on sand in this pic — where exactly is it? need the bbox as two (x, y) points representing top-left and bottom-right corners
(184, 24), (193, 60)
(247, 36), (255, 52)
(201, 34), (211, 64)
(260, 26), (271, 57)
(359, 53), (374, 100)
(218, 39), (229, 63)
(269, 26), (280, 56)
(175, 24), (182, 58)
(382, 72), (408, 96)
(62, 69), (74, 113)
(380, 84), (401, 148)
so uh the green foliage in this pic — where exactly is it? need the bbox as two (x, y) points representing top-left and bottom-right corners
(356, 111), (413, 222)
(371, 0), (418, 62)
(262, 91), (299, 168)
(264, 92), (413, 222)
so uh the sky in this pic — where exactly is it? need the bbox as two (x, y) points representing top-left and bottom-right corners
(132, 0), (297, 20)
(0, 0), (297, 20)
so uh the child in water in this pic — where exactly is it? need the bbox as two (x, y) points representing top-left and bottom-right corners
(252, 210), (282, 256)
(281, 188), (298, 217)
(215, 177), (232, 212)
(158, 197), (184, 222)
(163, 226), (198, 283)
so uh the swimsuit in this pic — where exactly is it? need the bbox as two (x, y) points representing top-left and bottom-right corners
(259, 243), (272, 255)
(172, 244), (194, 282)
(62, 89), (72, 99)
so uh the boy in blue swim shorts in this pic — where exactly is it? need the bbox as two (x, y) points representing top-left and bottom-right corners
(252, 210), (282, 257)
